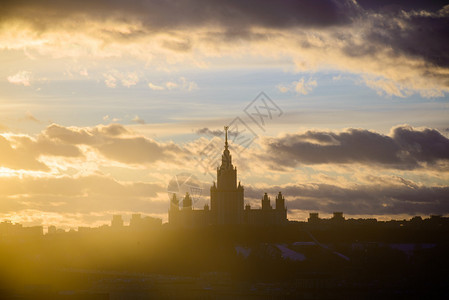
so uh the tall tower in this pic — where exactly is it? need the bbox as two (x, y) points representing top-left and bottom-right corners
(210, 126), (244, 225)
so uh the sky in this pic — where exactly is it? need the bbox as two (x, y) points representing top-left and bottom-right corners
(0, 0), (448, 229)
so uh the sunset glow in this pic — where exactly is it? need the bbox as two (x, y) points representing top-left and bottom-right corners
(0, 0), (448, 231)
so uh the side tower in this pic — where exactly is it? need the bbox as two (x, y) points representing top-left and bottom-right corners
(210, 126), (244, 225)
(182, 192), (193, 210)
(275, 191), (287, 225)
(168, 193), (179, 225)
(262, 193), (272, 210)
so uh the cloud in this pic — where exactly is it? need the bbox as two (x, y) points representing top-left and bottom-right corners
(162, 38), (192, 52)
(261, 125), (449, 170)
(295, 78), (317, 95)
(148, 77), (198, 91)
(102, 115), (122, 123)
(365, 6), (449, 68)
(179, 77), (198, 91)
(165, 81), (178, 90)
(148, 82), (165, 90)
(132, 115), (145, 124)
(196, 128), (223, 137)
(1, 1), (447, 96)
(24, 112), (40, 123)
(365, 74), (445, 99)
(79, 68), (88, 76)
(97, 137), (180, 165)
(121, 72), (139, 87)
(194, 127), (246, 144)
(0, 0), (355, 32)
(0, 136), (49, 171)
(277, 77), (317, 95)
(7, 71), (32, 86)
(364, 76), (412, 97)
(44, 123), (188, 165)
(0, 133), (82, 172)
(0, 123), (192, 173)
(103, 73), (117, 88)
(355, 0), (448, 12)
(103, 71), (139, 88)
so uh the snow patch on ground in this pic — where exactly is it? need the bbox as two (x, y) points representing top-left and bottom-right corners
(235, 246), (251, 258)
(275, 244), (306, 261)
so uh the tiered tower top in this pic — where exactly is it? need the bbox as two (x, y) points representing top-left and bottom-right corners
(220, 126), (233, 170)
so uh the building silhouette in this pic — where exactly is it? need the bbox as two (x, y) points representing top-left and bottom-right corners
(169, 126), (287, 227)
(111, 215), (124, 227)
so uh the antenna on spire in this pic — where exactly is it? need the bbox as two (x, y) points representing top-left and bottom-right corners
(224, 126), (229, 148)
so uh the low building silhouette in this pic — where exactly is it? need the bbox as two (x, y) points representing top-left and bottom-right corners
(129, 213), (162, 229)
(332, 212), (345, 223)
(111, 214), (124, 228)
(0, 221), (43, 240)
(169, 126), (288, 227)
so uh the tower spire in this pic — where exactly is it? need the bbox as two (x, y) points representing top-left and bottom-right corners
(224, 125), (229, 150)
(220, 125), (232, 169)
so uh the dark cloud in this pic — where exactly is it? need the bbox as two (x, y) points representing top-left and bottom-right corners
(0, 123), (189, 172)
(44, 123), (188, 165)
(0, 133), (82, 171)
(393, 126), (449, 163)
(162, 39), (192, 52)
(262, 125), (449, 170)
(97, 136), (180, 164)
(2, 0), (449, 73)
(366, 6), (449, 68)
(44, 124), (98, 145)
(99, 123), (130, 136)
(196, 127), (242, 139)
(0, 0), (355, 30)
(356, 0), (448, 12)
(245, 181), (449, 216)
(196, 128), (223, 137)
